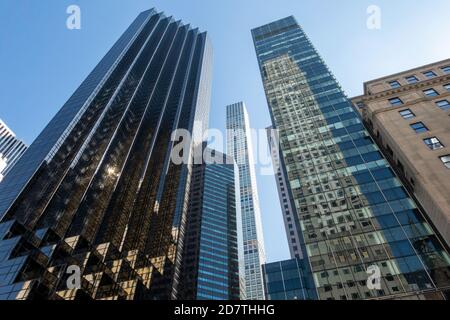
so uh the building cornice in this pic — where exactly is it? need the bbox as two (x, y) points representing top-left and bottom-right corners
(355, 74), (450, 104)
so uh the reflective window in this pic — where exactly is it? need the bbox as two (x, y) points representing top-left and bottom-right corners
(389, 97), (403, 106)
(423, 137), (444, 150)
(442, 66), (450, 74)
(389, 81), (401, 89)
(410, 122), (428, 133)
(423, 88), (439, 97)
(440, 155), (450, 169)
(405, 75), (418, 84)
(436, 100), (450, 110)
(444, 84), (450, 92)
(399, 109), (415, 119)
(423, 70), (437, 79)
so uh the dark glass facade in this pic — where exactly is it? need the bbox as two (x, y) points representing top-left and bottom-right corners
(263, 258), (317, 300)
(0, 9), (212, 300)
(182, 148), (241, 300)
(253, 17), (450, 300)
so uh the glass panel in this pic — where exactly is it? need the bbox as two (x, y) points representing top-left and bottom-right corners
(423, 89), (438, 97)
(423, 137), (444, 150)
(436, 100), (450, 110)
(389, 98), (403, 106)
(441, 66), (450, 74)
(410, 122), (428, 133)
(423, 71), (437, 78)
(440, 155), (450, 169)
(399, 109), (415, 119)
(389, 81), (401, 89)
(405, 76), (418, 84)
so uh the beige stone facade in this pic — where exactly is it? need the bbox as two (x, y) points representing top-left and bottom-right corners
(352, 59), (450, 247)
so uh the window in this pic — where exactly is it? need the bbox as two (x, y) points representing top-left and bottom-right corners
(440, 155), (450, 169)
(423, 88), (439, 97)
(410, 122), (428, 133)
(442, 66), (450, 74)
(423, 137), (444, 150)
(389, 81), (401, 89)
(423, 70), (437, 78)
(445, 84), (450, 92)
(399, 109), (415, 119)
(405, 76), (419, 84)
(436, 100), (450, 110)
(389, 97), (403, 106)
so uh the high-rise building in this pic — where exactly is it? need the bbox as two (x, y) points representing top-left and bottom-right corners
(351, 59), (450, 247)
(182, 147), (241, 300)
(266, 126), (302, 259)
(253, 16), (450, 300)
(226, 102), (266, 300)
(0, 119), (27, 182)
(0, 157), (6, 180)
(0, 9), (213, 300)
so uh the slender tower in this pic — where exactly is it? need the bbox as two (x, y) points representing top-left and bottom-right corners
(226, 102), (266, 300)
(266, 126), (302, 259)
(0, 119), (27, 182)
(0, 9), (213, 300)
(253, 16), (450, 300)
(182, 146), (241, 300)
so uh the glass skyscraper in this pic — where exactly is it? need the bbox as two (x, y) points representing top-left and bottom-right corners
(253, 17), (450, 300)
(226, 102), (266, 300)
(0, 9), (213, 300)
(182, 147), (241, 300)
(0, 119), (27, 182)
(266, 126), (302, 259)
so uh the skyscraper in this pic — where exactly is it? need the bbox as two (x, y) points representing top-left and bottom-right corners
(226, 102), (266, 300)
(266, 126), (302, 259)
(0, 158), (6, 181)
(253, 17), (450, 300)
(182, 147), (241, 300)
(0, 9), (212, 300)
(0, 119), (27, 182)
(351, 59), (450, 247)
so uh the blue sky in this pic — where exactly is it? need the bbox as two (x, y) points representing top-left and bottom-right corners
(1, 0), (450, 263)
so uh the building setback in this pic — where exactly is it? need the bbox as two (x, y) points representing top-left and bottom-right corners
(352, 59), (450, 247)
(0, 9), (213, 300)
(226, 102), (266, 300)
(182, 147), (241, 300)
(252, 16), (450, 300)
(0, 119), (27, 182)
